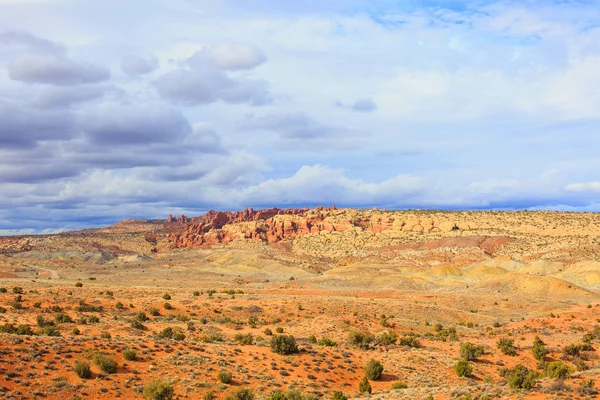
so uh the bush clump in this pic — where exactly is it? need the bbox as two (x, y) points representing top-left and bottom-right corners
(364, 359), (384, 380)
(399, 335), (421, 348)
(532, 336), (547, 361)
(460, 342), (485, 361)
(317, 337), (337, 347)
(497, 337), (517, 356)
(218, 370), (233, 384)
(454, 359), (473, 377)
(92, 353), (118, 374)
(226, 388), (254, 400)
(123, 349), (137, 361)
(234, 333), (254, 345)
(74, 360), (91, 379)
(545, 361), (572, 379)
(500, 364), (538, 389)
(377, 331), (398, 346)
(331, 391), (347, 400)
(270, 335), (299, 355)
(142, 379), (174, 400)
(359, 376), (372, 394)
(348, 330), (375, 350)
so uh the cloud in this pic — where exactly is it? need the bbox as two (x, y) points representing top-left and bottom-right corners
(156, 67), (271, 106)
(336, 98), (378, 112)
(187, 43), (266, 70)
(33, 85), (108, 108)
(8, 52), (110, 85)
(564, 182), (600, 193)
(80, 103), (191, 145)
(121, 55), (158, 76)
(244, 112), (346, 139)
(0, 29), (63, 54)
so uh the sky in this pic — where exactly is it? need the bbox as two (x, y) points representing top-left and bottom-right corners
(2, 0), (600, 234)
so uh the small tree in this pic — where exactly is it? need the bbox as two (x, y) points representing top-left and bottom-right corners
(532, 336), (547, 361)
(497, 337), (517, 356)
(454, 359), (473, 377)
(359, 376), (372, 394)
(500, 364), (538, 389)
(364, 359), (384, 380)
(218, 371), (233, 384)
(270, 335), (299, 355)
(460, 342), (485, 361)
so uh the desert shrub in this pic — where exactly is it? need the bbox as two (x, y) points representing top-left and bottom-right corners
(143, 379), (174, 400)
(203, 391), (217, 400)
(54, 313), (74, 324)
(157, 327), (185, 341)
(500, 364), (538, 389)
(399, 335), (421, 348)
(74, 360), (91, 379)
(308, 334), (317, 344)
(0, 287), (6, 293)
(37, 314), (52, 327)
(11, 301), (23, 310)
(115, 302), (124, 309)
(359, 376), (372, 394)
(123, 349), (137, 361)
(226, 388), (254, 400)
(275, 327), (284, 333)
(137, 312), (150, 322)
(218, 370), (233, 384)
(40, 325), (61, 336)
(578, 379), (598, 396)
(234, 333), (254, 345)
(317, 337), (337, 347)
(545, 361), (572, 379)
(377, 330), (398, 346)
(163, 302), (173, 310)
(75, 282), (83, 287)
(267, 391), (287, 400)
(348, 330), (375, 350)
(270, 335), (299, 355)
(12, 287), (23, 294)
(460, 342), (485, 361)
(193, 291), (200, 296)
(497, 337), (517, 356)
(163, 293), (171, 300)
(131, 320), (146, 330)
(100, 331), (111, 339)
(148, 308), (160, 316)
(87, 315), (100, 324)
(72, 327), (80, 335)
(454, 359), (473, 377)
(33, 302), (41, 308)
(364, 359), (384, 380)
(532, 336), (547, 361)
(93, 353), (118, 373)
(200, 333), (224, 343)
(331, 391), (347, 400)
(0, 306), (6, 313)
(391, 382), (408, 389)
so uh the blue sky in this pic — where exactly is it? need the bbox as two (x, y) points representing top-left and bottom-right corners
(1, 0), (600, 234)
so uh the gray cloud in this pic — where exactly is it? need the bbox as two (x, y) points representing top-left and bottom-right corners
(80, 103), (191, 145)
(8, 52), (110, 85)
(187, 43), (266, 70)
(33, 85), (108, 108)
(244, 112), (345, 139)
(0, 101), (76, 148)
(335, 98), (378, 113)
(156, 67), (271, 106)
(121, 55), (158, 76)
(0, 30), (64, 54)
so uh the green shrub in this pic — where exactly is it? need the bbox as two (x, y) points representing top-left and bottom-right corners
(264, 328), (273, 336)
(226, 388), (254, 400)
(12, 287), (23, 294)
(72, 327), (80, 335)
(163, 302), (172, 310)
(391, 382), (408, 389)
(460, 342), (485, 361)
(193, 291), (200, 296)
(545, 361), (571, 379)
(142, 379), (174, 400)
(54, 313), (74, 324)
(100, 331), (111, 339)
(331, 391), (347, 400)
(359, 376), (372, 394)
(218, 370), (233, 384)
(532, 336), (547, 361)
(270, 335), (299, 355)
(116, 302), (124, 309)
(348, 330), (375, 350)
(163, 293), (171, 300)
(93, 353), (118, 373)
(234, 333), (254, 345)
(317, 337), (337, 347)
(308, 334), (317, 344)
(500, 364), (538, 389)
(148, 308), (160, 316)
(75, 282), (83, 287)
(137, 312), (150, 322)
(497, 337), (517, 356)
(364, 359), (384, 380)
(275, 327), (284, 333)
(454, 359), (473, 377)
(123, 349), (137, 361)
(268, 391), (287, 400)
(377, 331), (398, 346)
(399, 335), (421, 348)
(40, 325), (61, 336)
(131, 320), (146, 330)
(87, 315), (100, 324)
(74, 360), (91, 379)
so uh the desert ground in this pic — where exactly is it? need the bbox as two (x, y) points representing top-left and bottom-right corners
(2, 207), (600, 399)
